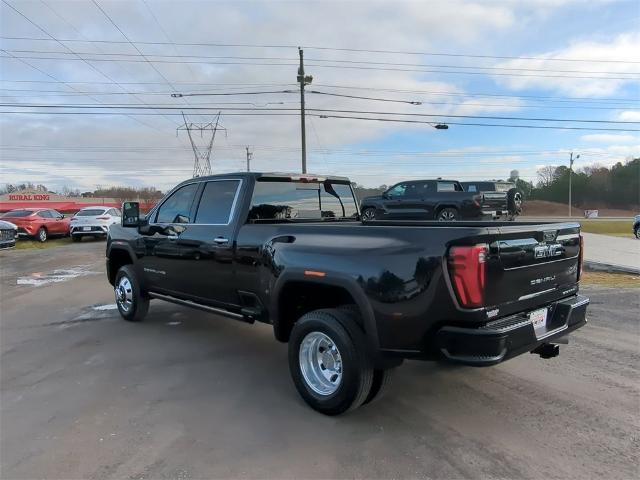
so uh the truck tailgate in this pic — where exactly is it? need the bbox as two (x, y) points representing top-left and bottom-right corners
(484, 223), (580, 308)
(481, 192), (508, 210)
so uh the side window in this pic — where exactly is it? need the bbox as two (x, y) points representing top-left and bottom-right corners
(155, 183), (199, 224)
(195, 180), (240, 224)
(38, 210), (52, 218)
(437, 182), (457, 192)
(388, 183), (407, 197)
(466, 184), (477, 192)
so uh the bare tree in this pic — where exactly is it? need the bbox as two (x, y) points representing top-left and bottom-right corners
(537, 166), (558, 188)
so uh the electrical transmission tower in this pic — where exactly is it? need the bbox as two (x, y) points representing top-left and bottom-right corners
(177, 112), (226, 177)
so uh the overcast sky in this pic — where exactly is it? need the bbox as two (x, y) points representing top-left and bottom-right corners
(0, 0), (638, 192)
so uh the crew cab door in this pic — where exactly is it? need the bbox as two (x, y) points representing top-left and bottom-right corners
(384, 182), (430, 218)
(174, 179), (243, 307)
(139, 182), (200, 294)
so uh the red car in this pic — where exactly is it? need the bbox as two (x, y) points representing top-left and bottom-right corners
(1, 208), (71, 242)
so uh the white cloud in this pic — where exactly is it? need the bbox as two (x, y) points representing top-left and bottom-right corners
(580, 134), (638, 143)
(617, 111), (640, 121)
(493, 32), (640, 97)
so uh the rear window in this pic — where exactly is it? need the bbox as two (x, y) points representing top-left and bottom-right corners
(248, 180), (358, 221)
(3, 210), (33, 217)
(76, 209), (107, 216)
(494, 183), (513, 192)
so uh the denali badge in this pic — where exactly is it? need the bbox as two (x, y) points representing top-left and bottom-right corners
(531, 275), (556, 285)
(534, 243), (562, 259)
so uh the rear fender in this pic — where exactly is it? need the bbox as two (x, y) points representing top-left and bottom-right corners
(270, 269), (380, 355)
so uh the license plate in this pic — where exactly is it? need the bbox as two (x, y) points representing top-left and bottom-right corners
(530, 308), (548, 337)
(82, 227), (91, 231)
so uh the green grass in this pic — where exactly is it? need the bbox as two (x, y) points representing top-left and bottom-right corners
(579, 220), (635, 238)
(581, 271), (640, 288)
(14, 237), (74, 250)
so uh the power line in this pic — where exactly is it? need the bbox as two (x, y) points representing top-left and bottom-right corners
(4, 48), (639, 75)
(2, 35), (638, 64)
(3, 52), (637, 80)
(3, 103), (638, 124)
(2, 110), (638, 131)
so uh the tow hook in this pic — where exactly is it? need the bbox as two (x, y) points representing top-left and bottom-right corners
(531, 343), (560, 359)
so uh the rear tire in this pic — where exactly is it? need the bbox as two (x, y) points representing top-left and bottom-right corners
(635, 227), (640, 239)
(363, 368), (394, 405)
(37, 227), (47, 242)
(437, 207), (458, 221)
(288, 309), (374, 415)
(114, 265), (149, 322)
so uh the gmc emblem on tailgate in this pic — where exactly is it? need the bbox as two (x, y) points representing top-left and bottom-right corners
(534, 244), (562, 259)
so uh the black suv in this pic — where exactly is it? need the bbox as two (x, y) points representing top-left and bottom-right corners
(360, 179), (484, 221)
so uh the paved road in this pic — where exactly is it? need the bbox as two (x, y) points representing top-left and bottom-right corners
(1, 242), (638, 479)
(582, 233), (640, 273)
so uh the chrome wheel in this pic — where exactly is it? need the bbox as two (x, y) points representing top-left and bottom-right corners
(38, 228), (47, 242)
(299, 331), (343, 395)
(438, 209), (456, 221)
(362, 208), (376, 221)
(115, 276), (133, 313)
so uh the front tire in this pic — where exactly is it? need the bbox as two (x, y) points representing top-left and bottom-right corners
(114, 265), (149, 322)
(361, 207), (376, 222)
(635, 227), (640, 239)
(289, 309), (373, 415)
(37, 227), (47, 242)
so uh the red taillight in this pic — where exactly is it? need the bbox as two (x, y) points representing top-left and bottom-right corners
(448, 244), (488, 308)
(577, 234), (584, 281)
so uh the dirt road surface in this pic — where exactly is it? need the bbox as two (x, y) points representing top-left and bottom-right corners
(1, 241), (638, 479)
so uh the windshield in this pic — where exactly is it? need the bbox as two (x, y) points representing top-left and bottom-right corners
(2, 210), (34, 217)
(76, 209), (107, 217)
(248, 180), (358, 221)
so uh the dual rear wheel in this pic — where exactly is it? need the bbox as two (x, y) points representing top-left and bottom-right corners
(288, 308), (394, 415)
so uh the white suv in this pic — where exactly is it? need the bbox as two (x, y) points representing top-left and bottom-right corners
(70, 206), (121, 241)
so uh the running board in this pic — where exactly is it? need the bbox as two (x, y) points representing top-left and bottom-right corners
(148, 292), (255, 324)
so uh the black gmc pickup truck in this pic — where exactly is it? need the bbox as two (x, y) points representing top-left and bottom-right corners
(107, 172), (589, 415)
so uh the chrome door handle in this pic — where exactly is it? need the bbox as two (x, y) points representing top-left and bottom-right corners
(213, 236), (229, 245)
(167, 234), (179, 240)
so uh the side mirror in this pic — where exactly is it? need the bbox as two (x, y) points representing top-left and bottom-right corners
(122, 202), (140, 227)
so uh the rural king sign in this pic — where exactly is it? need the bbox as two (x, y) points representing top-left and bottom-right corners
(8, 193), (50, 201)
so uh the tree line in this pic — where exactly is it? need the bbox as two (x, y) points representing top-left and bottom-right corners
(0, 182), (164, 203)
(532, 158), (638, 208)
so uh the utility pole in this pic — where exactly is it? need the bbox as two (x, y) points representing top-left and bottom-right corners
(568, 152), (580, 217)
(297, 48), (312, 173)
(245, 146), (252, 172)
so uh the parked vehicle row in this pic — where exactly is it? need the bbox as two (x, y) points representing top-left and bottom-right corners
(360, 178), (523, 222)
(0, 206), (121, 243)
(0, 220), (18, 249)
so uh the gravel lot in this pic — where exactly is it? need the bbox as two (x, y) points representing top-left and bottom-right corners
(1, 241), (638, 479)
